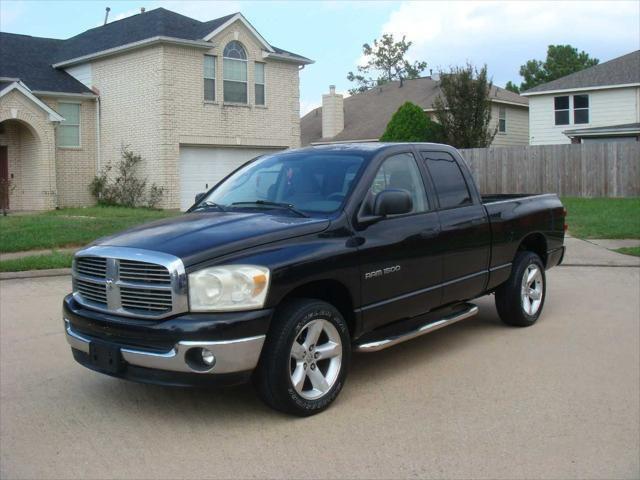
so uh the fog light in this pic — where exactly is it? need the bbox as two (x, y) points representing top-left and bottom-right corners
(201, 348), (216, 366)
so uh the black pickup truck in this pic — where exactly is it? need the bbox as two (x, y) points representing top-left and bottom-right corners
(64, 143), (566, 416)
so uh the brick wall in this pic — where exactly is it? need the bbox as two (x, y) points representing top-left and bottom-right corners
(42, 97), (97, 207)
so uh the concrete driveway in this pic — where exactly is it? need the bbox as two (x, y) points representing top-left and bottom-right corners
(1, 263), (638, 479)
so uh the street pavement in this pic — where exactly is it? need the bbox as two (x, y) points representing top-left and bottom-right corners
(0, 257), (638, 478)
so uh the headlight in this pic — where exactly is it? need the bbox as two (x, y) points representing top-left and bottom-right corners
(188, 265), (270, 312)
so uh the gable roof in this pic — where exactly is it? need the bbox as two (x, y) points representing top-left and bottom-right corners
(0, 33), (93, 94)
(522, 50), (640, 95)
(301, 76), (528, 145)
(0, 8), (311, 95)
(0, 81), (65, 121)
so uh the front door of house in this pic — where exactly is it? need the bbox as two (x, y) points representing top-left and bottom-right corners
(0, 146), (8, 210)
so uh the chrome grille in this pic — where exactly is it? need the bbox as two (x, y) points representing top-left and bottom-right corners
(76, 257), (107, 279)
(75, 279), (107, 305)
(71, 246), (188, 319)
(119, 260), (171, 284)
(120, 286), (173, 313)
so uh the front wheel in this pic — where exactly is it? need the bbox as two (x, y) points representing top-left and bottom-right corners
(495, 251), (546, 327)
(253, 299), (350, 416)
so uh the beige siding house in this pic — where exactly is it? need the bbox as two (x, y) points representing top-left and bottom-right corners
(0, 8), (311, 211)
(522, 50), (640, 145)
(301, 77), (529, 147)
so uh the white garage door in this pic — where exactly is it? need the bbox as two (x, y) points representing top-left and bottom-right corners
(179, 146), (283, 211)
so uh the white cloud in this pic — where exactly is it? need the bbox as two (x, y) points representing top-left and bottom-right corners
(0, 1), (25, 31)
(376, 1), (640, 86)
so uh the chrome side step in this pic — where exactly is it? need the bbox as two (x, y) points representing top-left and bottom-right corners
(354, 303), (479, 353)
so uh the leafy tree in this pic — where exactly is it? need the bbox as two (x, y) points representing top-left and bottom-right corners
(347, 34), (427, 95)
(380, 102), (444, 143)
(433, 63), (496, 149)
(509, 45), (599, 92)
(505, 81), (520, 94)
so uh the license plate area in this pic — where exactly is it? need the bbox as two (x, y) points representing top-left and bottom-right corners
(89, 340), (123, 374)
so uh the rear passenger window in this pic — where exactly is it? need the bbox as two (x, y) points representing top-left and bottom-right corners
(422, 152), (472, 209)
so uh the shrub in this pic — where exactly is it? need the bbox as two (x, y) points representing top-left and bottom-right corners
(90, 146), (165, 208)
(380, 101), (444, 143)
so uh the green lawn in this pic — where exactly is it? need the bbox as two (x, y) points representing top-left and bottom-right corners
(0, 251), (75, 272)
(615, 246), (640, 257)
(561, 197), (640, 239)
(0, 206), (179, 253)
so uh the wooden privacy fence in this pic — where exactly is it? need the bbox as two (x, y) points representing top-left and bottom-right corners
(459, 143), (640, 197)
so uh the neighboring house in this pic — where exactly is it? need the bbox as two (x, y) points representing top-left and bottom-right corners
(521, 50), (640, 145)
(0, 8), (312, 211)
(301, 77), (529, 147)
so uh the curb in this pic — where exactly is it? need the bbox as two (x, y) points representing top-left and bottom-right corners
(0, 268), (71, 280)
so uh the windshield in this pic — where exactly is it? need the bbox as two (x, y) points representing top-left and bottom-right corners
(196, 151), (366, 215)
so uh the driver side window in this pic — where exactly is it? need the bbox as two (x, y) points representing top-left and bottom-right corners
(362, 153), (429, 216)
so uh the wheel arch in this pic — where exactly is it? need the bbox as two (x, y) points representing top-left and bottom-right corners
(277, 279), (356, 336)
(517, 232), (548, 267)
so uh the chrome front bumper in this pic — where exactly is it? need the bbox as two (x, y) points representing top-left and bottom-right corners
(64, 319), (265, 375)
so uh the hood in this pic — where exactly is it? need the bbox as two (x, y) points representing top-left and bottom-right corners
(94, 211), (330, 267)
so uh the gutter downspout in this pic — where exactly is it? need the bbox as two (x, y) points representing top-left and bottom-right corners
(94, 93), (101, 174)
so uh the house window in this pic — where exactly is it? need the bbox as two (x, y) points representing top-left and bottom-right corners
(57, 103), (80, 147)
(255, 62), (265, 106)
(573, 94), (589, 124)
(204, 55), (216, 101)
(554, 96), (570, 125)
(223, 41), (247, 103)
(498, 106), (506, 133)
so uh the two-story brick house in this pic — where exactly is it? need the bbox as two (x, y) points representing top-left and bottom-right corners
(0, 8), (312, 211)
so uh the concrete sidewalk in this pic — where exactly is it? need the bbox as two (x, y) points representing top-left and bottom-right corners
(562, 236), (640, 267)
(0, 247), (77, 262)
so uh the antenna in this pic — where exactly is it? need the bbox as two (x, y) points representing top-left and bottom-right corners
(104, 7), (111, 25)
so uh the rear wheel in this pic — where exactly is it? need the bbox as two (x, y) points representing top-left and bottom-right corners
(254, 298), (350, 416)
(495, 251), (546, 327)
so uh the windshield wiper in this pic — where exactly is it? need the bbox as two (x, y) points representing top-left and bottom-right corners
(192, 200), (225, 212)
(230, 200), (309, 218)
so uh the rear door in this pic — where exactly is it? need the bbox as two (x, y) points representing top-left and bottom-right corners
(419, 150), (491, 305)
(355, 151), (442, 332)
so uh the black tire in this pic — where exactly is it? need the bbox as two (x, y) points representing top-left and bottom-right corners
(253, 298), (351, 416)
(495, 251), (546, 327)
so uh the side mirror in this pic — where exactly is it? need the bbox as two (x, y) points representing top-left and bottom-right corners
(195, 192), (206, 203)
(373, 189), (413, 216)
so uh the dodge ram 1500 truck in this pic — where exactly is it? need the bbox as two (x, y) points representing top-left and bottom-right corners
(64, 143), (566, 416)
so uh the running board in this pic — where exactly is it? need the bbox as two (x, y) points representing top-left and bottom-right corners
(354, 303), (479, 353)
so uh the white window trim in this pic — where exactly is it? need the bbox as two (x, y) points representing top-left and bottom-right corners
(554, 95), (570, 126)
(573, 94), (590, 125)
(57, 101), (81, 149)
(223, 49), (248, 105)
(204, 54), (216, 102)
(498, 106), (506, 133)
(255, 62), (266, 106)
(554, 94), (590, 127)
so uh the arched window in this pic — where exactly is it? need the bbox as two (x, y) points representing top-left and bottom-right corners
(223, 41), (248, 103)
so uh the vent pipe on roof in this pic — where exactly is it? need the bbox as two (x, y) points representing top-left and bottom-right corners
(103, 7), (110, 25)
(141, 7), (146, 13)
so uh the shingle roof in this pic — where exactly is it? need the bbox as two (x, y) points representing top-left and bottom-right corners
(0, 8), (310, 94)
(52, 8), (237, 63)
(523, 50), (640, 94)
(0, 33), (93, 94)
(301, 76), (528, 145)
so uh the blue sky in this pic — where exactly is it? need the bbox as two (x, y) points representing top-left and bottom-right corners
(2, 1), (639, 115)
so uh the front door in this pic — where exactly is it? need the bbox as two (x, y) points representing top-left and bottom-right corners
(355, 151), (442, 332)
(0, 146), (8, 211)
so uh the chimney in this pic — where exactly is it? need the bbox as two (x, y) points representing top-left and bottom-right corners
(322, 85), (344, 139)
(103, 7), (110, 25)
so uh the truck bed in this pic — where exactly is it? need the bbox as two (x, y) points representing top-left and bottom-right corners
(481, 193), (554, 204)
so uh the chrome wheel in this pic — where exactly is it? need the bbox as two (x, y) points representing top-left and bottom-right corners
(521, 264), (543, 316)
(289, 318), (343, 400)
